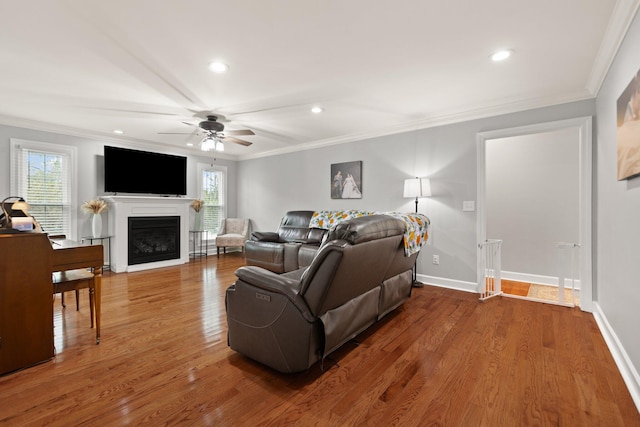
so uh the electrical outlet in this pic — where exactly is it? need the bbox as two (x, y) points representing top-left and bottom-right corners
(432, 255), (440, 265)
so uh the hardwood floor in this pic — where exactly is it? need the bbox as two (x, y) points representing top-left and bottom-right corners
(1, 254), (638, 426)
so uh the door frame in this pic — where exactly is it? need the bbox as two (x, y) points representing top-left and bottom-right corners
(476, 116), (593, 312)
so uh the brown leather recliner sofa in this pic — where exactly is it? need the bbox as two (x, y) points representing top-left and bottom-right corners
(244, 210), (328, 273)
(225, 214), (417, 373)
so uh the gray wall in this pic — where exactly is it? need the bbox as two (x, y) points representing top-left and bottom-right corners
(238, 100), (595, 284)
(595, 9), (640, 386)
(0, 124), (238, 240)
(486, 128), (580, 278)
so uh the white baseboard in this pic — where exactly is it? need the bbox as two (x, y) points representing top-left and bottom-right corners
(422, 270), (582, 294)
(418, 274), (477, 293)
(502, 270), (581, 289)
(593, 302), (640, 413)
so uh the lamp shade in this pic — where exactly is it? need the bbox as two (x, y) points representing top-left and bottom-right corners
(11, 200), (30, 213)
(1, 196), (30, 229)
(403, 178), (431, 198)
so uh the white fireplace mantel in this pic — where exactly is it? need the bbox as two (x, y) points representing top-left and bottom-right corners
(103, 196), (193, 273)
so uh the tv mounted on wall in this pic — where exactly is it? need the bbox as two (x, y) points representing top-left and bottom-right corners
(104, 146), (187, 196)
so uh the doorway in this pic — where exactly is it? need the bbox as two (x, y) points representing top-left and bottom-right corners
(476, 117), (593, 312)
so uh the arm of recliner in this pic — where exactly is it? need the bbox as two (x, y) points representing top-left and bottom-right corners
(284, 242), (302, 272)
(235, 266), (300, 297)
(250, 231), (281, 242)
(245, 240), (286, 273)
(234, 266), (315, 321)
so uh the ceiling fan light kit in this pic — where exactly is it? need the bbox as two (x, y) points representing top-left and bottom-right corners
(200, 136), (217, 152)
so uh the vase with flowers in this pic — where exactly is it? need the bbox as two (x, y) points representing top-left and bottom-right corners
(191, 199), (204, 231)
(82, 198), (108, 238)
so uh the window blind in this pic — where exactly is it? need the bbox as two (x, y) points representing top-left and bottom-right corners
(11, 141), (74, 236)
(201, 168), (225, 234)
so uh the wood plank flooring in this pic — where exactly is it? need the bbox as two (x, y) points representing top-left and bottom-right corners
(501, 279), (531, 296)
(0, 254), (638, 426)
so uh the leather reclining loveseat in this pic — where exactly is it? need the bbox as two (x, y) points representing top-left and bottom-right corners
(225, 214), (417, 373)
(244, 210), (327, 273)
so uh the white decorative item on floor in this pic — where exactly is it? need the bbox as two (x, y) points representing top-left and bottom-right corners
(92, 213), (102, 238)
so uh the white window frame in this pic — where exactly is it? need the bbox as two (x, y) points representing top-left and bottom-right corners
(10, 138), (78, 240)
(197, 162), (227, 237)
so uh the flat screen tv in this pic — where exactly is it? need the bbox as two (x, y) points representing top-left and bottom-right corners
(104, 146), (187, 196)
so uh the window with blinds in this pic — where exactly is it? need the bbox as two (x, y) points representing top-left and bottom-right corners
(198, 164), (226, 235)
(10, 139), (77, 237)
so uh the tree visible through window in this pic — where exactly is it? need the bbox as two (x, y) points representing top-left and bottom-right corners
(201, 166), (226, 234)
(11, 139), (76, 238)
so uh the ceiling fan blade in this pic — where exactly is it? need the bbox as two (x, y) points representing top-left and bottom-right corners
(158, 132), (194, 135)
(222, 136), (253, 146)
(222, 129), (255, 136)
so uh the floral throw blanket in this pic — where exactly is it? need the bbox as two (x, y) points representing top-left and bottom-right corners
(309, 210), (430, 256)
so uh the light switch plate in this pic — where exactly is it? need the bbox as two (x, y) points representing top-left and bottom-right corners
(463, 201), (475, 212)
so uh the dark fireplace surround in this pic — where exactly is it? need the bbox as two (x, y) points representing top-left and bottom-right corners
(128, 216), (180, 266)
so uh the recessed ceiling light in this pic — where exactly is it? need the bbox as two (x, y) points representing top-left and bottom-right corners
(208, 61), (229, 73)
(311, 106), (323, 114)
(186, 143), (194, 147)
(113, 129), (124, 134)
(491, 49), (513, 62)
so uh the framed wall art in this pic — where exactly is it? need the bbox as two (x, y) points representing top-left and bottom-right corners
(616, 69), (640, 180)
(331, 161), (362, 199)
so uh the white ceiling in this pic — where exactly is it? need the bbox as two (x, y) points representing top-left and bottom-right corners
(0, 0), (638, 160)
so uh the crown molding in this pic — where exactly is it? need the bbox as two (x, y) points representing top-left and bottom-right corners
(0, 89), (594, 163)
(237, 91), (594, 161)
(587, 0), (640, 95)
(0, 114), (234, 160)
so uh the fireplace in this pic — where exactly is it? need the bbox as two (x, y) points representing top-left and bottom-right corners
(103, 196), (192, 273)
(128, 216), (180, 265)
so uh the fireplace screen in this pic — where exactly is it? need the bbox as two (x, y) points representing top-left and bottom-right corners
(128, 216), (180, 265)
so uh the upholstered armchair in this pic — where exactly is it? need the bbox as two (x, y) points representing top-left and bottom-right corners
(215, 218), (250, 257)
